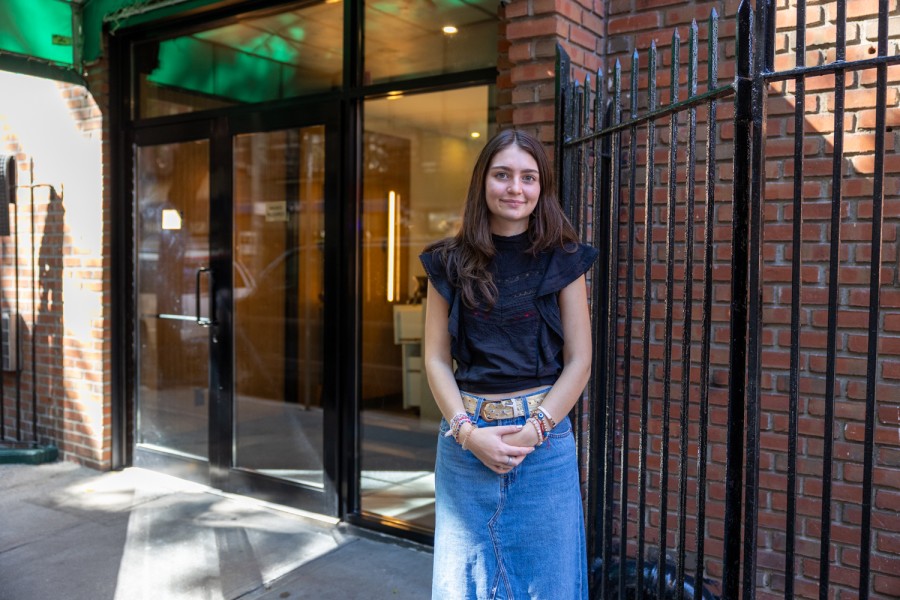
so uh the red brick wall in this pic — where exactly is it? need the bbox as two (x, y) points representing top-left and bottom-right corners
(570, 0), (900, 597)
(758, 3), (900, 596)
(498, 0), (606, 145)
(0, 66), (111, 470)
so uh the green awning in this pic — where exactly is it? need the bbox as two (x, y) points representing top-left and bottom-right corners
(0, 0), (80, 82)
(0, 0), (222, 84)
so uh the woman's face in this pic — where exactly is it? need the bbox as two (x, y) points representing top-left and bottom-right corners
(484, 144), (540, 236)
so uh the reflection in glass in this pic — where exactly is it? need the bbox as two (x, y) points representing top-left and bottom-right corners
(135, 2), (343, 119)
(360, 86), (493, 532)
(233, 127), (325, 489)
(365, 0), (497, 84)
(136, 140), (210, 458)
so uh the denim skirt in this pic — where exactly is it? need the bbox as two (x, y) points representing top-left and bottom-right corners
(432, 409), (588, 599)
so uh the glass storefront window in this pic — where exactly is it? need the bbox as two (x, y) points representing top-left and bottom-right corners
(360, 85), (494, 531)
(135, 1), (343, 119)
(365, 0), (497, 85)
(233, 127), (326, 489)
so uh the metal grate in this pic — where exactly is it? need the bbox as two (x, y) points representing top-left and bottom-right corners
(555, 0), (900, 598)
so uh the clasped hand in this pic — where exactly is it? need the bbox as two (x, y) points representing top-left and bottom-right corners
(463, 424), (536, 475)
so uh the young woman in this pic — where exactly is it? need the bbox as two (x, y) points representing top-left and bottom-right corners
(420, 129), (598, 599)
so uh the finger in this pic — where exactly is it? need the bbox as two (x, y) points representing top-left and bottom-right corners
(503, 444), (535, 456)
(491, 425), (524, 436)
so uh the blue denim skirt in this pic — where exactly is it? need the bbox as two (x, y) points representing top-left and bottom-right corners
(432, 405), (588, 599)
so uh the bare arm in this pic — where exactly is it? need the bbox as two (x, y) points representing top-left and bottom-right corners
(422, 281), (466, 422)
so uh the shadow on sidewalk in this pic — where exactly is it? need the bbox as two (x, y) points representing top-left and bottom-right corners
(0, 462), (432, 600)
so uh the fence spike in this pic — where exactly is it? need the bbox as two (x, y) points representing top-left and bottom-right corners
(689, 20), (699, 97)
(596, 67), (605, 129)
(631, 49), (640, 120)
(671, 29), (681, 106)
(648, 41), (658, 112)
(583, 73), (592, 137)
(613, 59), (622, 126)
(736, 0), (752, 81)
(709, 9), (719, 90)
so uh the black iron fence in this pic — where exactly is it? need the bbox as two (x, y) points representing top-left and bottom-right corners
(0, 156), (60, 462)
(557, 0), (900, 598)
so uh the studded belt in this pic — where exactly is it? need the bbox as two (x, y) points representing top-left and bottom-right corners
(461, 390), (549, 421)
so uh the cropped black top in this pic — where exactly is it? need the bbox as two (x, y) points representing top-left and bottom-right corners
(420, 232), (598, 393)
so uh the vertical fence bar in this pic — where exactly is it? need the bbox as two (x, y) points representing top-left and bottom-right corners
(637, 41), (658, 600)
(657, 29), (680, 600)
(15, 170), (21, 440)
(574, 82), (586, 238)
(858, 2), (889, 597)
(694, 10), (718, 600)
(30, 160), (37, 443)
(580, 73), (593, 243)
(618, 49), (640, 600)
(590, 68), (608, 599)
(587, 74), (604, 580)
(723, 1), (753, 596)
(819, 0), (847, 595)
(555, 46), (572, 218)
(565, 80), (579, 226)
(785, 0), (807, 595)
(741, 0), (773, 595)
(572, 74), (597, 472)
(676, 19), (699, 596)
(602, 60), (622, 600)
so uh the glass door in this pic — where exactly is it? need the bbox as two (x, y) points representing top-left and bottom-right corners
(230, 125), (327, 493)
(133, 111), (340, 514)
(136, 136), (212, 469)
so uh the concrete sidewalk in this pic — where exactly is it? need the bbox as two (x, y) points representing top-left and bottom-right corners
(0, 462), (432, 600)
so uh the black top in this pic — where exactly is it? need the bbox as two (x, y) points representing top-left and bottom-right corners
(420, 232), (598, 393)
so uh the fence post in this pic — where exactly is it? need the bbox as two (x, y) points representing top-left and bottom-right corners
(722, 0), (753, 597)
(555, 45), (572, 217)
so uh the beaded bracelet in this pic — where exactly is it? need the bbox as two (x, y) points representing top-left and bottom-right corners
(528, 416), (545, 447)
(535, 407), (557, 431)
(458, 423), (477, 450)
(445, 412), (471, 441)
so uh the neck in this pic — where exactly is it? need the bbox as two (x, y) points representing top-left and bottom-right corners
(489, 223), (527, 237)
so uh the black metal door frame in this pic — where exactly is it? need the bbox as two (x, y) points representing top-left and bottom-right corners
(128, 102), (343, 516)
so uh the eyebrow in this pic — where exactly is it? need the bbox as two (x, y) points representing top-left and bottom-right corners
(489, 165), (539, 173)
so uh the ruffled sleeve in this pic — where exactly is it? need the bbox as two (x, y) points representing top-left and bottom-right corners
(420, 250), (466, 362)
(533, 243), (599, 355)
(536, 243), (599, 297)
(419, 250), (454, 304)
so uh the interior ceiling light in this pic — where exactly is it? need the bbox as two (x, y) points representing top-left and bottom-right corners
(442, 25), (458, 35)
(470, 132), (481, 138)
(387, 90), (403, 100)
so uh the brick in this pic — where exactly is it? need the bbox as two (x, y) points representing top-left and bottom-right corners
(506, 15), (569, 40)
(827, 87), (900, 112)
(608, 12), (662, 35)
(510, 61), (558, 84)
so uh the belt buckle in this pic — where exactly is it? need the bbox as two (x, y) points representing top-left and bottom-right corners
(501, 398), (525, 419)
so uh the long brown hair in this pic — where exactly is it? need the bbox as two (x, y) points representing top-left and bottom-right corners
(427, 129), (579, 309)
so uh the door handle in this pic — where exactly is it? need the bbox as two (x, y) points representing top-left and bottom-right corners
(196, 267), (215, 326)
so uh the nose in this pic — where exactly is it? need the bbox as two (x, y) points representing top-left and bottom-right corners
(507, 177), (522, 193)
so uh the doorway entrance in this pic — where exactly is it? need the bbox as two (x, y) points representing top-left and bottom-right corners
(134, 107), (339, 515)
